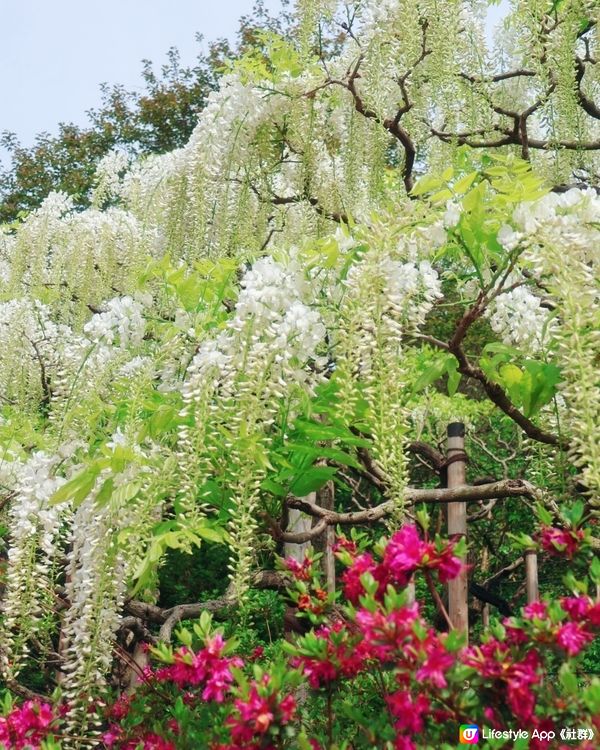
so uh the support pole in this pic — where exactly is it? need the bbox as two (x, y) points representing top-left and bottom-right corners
(446, 422), (469, 641)
(284, 496), (314, 562)
(317, 481), (336, 594)
(525, 549), (539, 604)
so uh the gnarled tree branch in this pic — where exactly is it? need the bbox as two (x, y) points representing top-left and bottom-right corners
(287, 478), (538, 525)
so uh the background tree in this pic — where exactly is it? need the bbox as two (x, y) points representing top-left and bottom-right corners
(0, 0), (292, 224)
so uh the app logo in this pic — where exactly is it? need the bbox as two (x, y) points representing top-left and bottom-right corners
(459, 725), (479, 744)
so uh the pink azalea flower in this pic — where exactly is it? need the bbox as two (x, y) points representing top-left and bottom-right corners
(394, 735), (416, 750)
(556, 621), (594, 655)
(332, 536), (357, 555)
(341, 552), (377, 604)
(383, 525), (431, 585)
(433, 546), (464, 582)
(523, 601), (548, 620)
(355, 603), (420, 659)
(293, 622), (364, 687)
(415, 635), (454, 688)
(463, 639), (510, 679)
(141, 734), (176, 750)
(586, 602), (600, 627)
(386, 690), (430, 732)
(530, 719), (556, 750)
(102, 725), (123, 747)
(227, 679), (296, 745)
(157, 636), (242, 700)
(0, 700), (57, 749)
(539, 527), (583, 559)
(506, 651), (541, 722)
(560, 596), (591, 621)
(283, 556), (312, 581)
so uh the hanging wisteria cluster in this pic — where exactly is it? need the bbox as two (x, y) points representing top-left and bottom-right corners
(0, 0), (599, 737)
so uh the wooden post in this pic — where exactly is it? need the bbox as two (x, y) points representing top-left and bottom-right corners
(525, 549), (539, 603)
(283, 499), (314, 562)
(325, 525), (336, 595)
(482, 604), (490, 628)
(316, 481), (336, 594)
(446, 422), (468, 641)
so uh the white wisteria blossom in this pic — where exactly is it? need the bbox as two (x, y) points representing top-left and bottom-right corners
(83, 295), (146, 348)
(488, 286), (556, 353)
(0, 453), (65, 678)
(91, 149), (130, 206)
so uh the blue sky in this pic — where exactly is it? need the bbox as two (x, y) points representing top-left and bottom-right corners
(1, 0), (507, 153)
(1, 1), (282, 149)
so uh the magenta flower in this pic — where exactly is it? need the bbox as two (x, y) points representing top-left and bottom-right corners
(383, 525), (432, 585)
(283, 555), (312, 581)
(556, 621), (594, 656)
(560, 596), (591, 621)
(156, 635), (243, 702)
(386, 689), (430, 732)
(415, 635), (454, 688)
(433, 545), (465, 582)
(539, 526), (583, 559)
(394, 735), (416, 750)
(523, 601), (548, 620)
(341, 551), (377, 604)
(292, 622), (365, 687)
(586, 602), (600, 627)
(0, 700), (56, 749)
(355, 603), (420, 659)
(506, 651), (541, 722)
(227, 678), (296, 745)
(140, 734), (177, 750)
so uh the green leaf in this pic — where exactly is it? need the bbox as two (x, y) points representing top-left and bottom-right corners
(285, 443), (361, 470)
(445, 357), (461, 396)
(521, 360), (561, 416)
(559, 663), (579, 694)
(411, 174), (442, 196)
(49, 465), (100, 507)
(583, 681), (600, 713)
(453, 171), (477, 194)
(112, 481), (141, 504)
(499, 362), (524, 406)
(296, 733), (315, 750)
(195, 524), (226, 544)
(109, 444), (137, 473)
(149, 405), (177, 437)
(412, 352), (452, 393)
(430, 187), (453, 203)
(290, 466), (337, 496)
(567, 499), (585, 527)
(499, 363), (523, 387)
(260, 478), (288, 497)
(444, 629), (465, 652)
(536, 503), (553, 526)
(292, 419), (369, 446)
(95, 477), (114, 508)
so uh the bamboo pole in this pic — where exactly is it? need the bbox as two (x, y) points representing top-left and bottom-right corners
(525, 549), (539, 603)
(283, 499), (314, 562)
(317, 481), (336, 594)
(446, 422), (469, 641)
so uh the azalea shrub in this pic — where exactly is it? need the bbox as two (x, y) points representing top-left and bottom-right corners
(2, 521), (599, 750)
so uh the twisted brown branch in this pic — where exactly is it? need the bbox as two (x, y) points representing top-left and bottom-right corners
(124, 570), (288, 642)
(287, 479), (538, 525)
